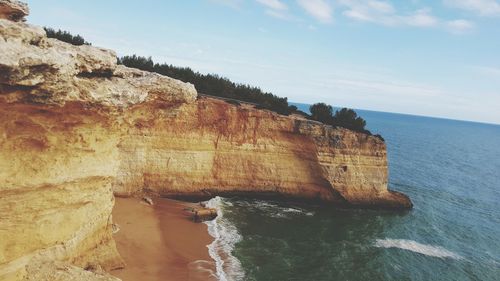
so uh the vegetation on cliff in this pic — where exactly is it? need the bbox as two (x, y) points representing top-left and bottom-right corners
(117, 55), (295, 115)
(310, 103), (367, 132)
(45, 28), (371, 135)
(117, 55), (369, 133)
(44, 27), (91, 46)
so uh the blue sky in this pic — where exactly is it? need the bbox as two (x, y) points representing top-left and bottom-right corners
(25, 0), (500, 124)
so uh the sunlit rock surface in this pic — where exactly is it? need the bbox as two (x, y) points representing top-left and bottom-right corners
(112, 96), (410, 210)
(0, 0), (411, 280)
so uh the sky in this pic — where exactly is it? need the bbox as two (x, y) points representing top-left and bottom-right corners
(25, 0), (500, 124)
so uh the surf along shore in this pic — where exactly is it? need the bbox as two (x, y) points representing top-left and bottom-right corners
(111, 198), (217, 281)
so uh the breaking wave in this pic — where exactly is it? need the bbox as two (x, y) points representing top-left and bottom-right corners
(204, 197), (245, 281)
(235, 199), (315, 218)
(375, 239), (462, 259)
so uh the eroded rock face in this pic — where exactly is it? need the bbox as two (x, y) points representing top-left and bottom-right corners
(112, 97), (411, 210)
(0, 0), (28, 22)
(0, 103), (126, 281)
(0, 1), (197, 278)
(0, 0), (411, 280)
(0, 18), (196, 106)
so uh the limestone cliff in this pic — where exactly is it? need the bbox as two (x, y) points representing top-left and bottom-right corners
(0, 1), (411, 280)
(113, 97), (409, 209)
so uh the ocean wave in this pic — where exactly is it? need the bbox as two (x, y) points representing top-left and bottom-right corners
(204, 197), (245, 281)
(375, 239), (462, 259)
(236, 199), (315, 218)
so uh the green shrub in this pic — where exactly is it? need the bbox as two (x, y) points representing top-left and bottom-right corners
(44, 27), (90, 46)
(309, 103), (368, 133)
(332, 108), (367, 132)
(310, 103), (334, 124)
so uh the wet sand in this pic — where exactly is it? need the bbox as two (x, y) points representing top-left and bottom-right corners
(111, 197), (217, 281)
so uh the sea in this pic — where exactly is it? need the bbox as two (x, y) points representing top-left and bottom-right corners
(204, 104), (500, 281)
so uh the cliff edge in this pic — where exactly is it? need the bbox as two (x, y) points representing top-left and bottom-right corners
(0, 1), (411, 280)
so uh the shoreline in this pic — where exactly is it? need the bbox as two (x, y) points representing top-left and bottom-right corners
(111, 197), (218, 281)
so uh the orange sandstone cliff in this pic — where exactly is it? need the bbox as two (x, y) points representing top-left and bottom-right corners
(0, 1), (411, 280)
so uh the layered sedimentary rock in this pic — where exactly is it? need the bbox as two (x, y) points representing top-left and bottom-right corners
(0, 1), (411, 280)
(0, 5), (196, 279)
(113, 97), (409, 209)
(0, 102), (124, 280)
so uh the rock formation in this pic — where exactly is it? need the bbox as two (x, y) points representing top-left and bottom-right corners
(112, 96), (410, 209)
(0, 1), (411, 280)
(0, 0), (27, 22)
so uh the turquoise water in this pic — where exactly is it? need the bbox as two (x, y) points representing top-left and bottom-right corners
(205, 106), (500, 281)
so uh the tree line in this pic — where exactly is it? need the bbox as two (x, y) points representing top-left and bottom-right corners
(44, 27), (371, 134)
(44, 27), (91, 46)
(117, 55), (295, 115)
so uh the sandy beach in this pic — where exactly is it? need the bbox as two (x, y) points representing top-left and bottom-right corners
(111, 197), (217, 281)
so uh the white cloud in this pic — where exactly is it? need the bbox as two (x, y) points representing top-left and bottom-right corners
(343, 9), (372, 21)
(404, 9), (439, 27)
(255, 0), (294, 20)
(446, 19), (474, 33)
(339, 1), (474, 32)
(256, 0), (287, 11)
(340, 1), (439, 27)
(265, 9), (290, 20)
(210, 0), (476, 33)
(297, 0), (334, 23)
(367, 0), (395, 13)
(340, 0), (395, 24)
(444, 0), (500, 16)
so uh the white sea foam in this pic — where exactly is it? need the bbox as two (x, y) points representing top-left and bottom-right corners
(204, 197), (245, 281)
(238, 199), (315, 218)
(187, 260), (218, 280)
(375, 239), (462, 259)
